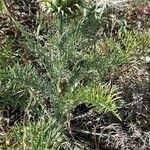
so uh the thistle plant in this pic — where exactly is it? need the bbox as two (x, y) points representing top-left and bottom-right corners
(57, 84), (121, 120)
(39, 0), (86, 36)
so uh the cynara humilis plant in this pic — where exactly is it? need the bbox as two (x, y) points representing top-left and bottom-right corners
(39, 0), (87, 68)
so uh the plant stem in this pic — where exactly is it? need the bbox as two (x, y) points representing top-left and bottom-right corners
(59, 13), (64, 52)
(57, 13), (64, 94)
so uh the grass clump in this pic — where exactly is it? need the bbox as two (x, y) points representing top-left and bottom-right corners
(2, 118), (66, 150)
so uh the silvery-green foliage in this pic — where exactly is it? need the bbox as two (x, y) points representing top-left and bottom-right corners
(0, 63), (51, 110)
